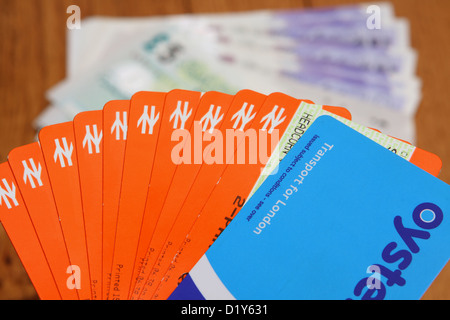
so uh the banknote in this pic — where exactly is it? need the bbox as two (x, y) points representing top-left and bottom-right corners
(45, 33), (418, 143)
(49, 19), (243, 115)
(61, 9), (418, 114)
(41, 3), (420, 144)
(67, 6), (414, 79)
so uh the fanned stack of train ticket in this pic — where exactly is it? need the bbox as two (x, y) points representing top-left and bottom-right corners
(1, 89), (449, 300)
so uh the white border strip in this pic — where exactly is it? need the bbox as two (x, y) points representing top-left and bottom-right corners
(190, 255), (236, 300)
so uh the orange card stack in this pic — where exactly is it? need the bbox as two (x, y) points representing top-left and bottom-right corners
(0, 89), (442, 300)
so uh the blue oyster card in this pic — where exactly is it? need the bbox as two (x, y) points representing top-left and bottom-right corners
(170, 115), (450, 300)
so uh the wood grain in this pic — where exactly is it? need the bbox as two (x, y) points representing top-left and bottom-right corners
(0, 0), (448, 299)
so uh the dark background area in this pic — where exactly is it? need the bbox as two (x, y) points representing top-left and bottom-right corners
(0, 0), (449, 299)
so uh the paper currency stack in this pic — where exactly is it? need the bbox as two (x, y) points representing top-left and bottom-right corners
(37, 2), (421, 143)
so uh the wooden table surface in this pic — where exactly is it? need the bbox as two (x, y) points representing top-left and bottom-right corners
(0, 0), (449, 300)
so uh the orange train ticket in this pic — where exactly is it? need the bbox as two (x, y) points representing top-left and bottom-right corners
(73, 110), (104, 299)
(39, 121), (92, 300)
(102, 100), (130, 300)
